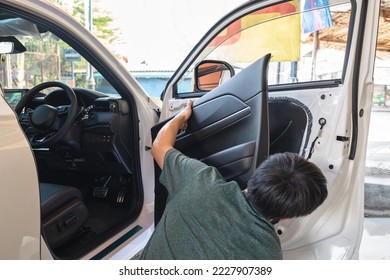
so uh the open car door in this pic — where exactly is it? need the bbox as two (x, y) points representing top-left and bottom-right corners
(153, 0), (380, 260)
(151, 54), (271, 224)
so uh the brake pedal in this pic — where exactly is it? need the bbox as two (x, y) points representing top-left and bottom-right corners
(93, 187), (108, 198)
(93, 175), (112, 198)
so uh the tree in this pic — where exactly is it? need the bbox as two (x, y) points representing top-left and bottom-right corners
(50, 0), (122, 45)
(7, 0), (124, 89)
(46, 0), (124, 88)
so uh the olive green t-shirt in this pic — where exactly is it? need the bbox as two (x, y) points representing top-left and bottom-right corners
(141, 148), (282, 260)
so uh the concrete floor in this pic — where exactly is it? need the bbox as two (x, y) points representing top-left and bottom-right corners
(359, 218), (390, 260)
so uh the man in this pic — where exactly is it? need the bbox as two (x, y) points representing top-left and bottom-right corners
(141, 100), (327, 260)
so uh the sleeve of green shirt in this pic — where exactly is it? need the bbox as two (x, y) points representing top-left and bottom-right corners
(160, 148), (212, 198)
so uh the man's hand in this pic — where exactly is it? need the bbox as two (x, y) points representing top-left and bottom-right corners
(151, 100), (193, 169)
(176, 99), (192, 130)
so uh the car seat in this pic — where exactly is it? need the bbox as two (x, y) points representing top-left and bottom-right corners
(39, 183), (88, 250)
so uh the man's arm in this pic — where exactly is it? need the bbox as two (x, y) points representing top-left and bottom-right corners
(151, 100), (193, 169)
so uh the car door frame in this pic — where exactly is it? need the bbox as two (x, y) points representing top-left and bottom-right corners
(0, 92), (41, 259)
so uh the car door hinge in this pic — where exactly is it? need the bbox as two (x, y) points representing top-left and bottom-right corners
(147, 97), (162, 112)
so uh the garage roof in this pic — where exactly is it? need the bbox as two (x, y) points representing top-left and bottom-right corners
(304, 2), (390, 59)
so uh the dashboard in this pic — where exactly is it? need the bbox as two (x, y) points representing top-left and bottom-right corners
(15, 87), (136, 180)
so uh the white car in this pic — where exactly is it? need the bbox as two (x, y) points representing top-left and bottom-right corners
(0, 0), (382, 260)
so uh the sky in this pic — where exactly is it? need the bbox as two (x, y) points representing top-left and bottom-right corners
(98, 0), (247, 70)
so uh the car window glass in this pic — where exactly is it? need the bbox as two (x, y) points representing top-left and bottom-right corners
(0, 21), (118, 107)
(177, 0), (351, 95)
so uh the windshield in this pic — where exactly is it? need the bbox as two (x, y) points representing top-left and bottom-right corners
(0, 17), (120, 107)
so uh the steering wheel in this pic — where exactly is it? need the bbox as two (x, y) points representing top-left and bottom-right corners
(15, 81), (78, 148)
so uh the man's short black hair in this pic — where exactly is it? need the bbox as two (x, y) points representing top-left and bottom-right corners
(246, 152), (327, 222)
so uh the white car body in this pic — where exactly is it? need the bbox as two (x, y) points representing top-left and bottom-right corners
(0, 0), (157, 259)
(0, 0), (384, 259)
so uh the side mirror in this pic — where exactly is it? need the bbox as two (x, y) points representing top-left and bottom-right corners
(195, 60), (235, 91)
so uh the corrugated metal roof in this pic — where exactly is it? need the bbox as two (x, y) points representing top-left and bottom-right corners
(304, 2), (390, 54)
